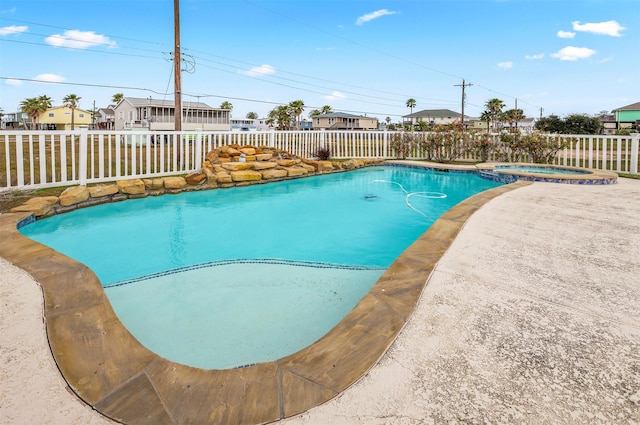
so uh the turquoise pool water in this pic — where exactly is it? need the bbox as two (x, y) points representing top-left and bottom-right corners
(20, 166), (501, 369)
(495, 165), (591, 175)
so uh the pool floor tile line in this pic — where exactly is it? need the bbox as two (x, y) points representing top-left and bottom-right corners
(0, 179), (530, 425)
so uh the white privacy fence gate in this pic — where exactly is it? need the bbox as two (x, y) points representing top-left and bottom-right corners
(1, 130), (638, 191)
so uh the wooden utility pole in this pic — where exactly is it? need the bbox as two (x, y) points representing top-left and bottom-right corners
(174, 0), (182, 131)
(455, 79), (472, 131)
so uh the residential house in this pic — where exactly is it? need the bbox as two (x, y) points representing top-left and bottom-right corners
(612, 102), (640, 132)
(38, 106), (92, 130)
(96, 106), (115, 130)
(230, 117), (270, 132)
(113, 97), (230, 131)
(499, 117), (537, 134)
(312, 112), (378, 130)
(1, 111), (30, 129)
(403, 109), (462, 127)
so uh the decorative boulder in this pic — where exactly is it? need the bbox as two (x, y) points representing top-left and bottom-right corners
(186, 172), (207, 185)
(231, 170), (263, 182)
(215, 171), (233, 183)
(222, 162), (255, 171)
(163, 177), (187, 190)
(89, 184), (119, 198)
(142, 179), (164, 190)
(255, 153), (273, 161)
(117, 179), (146, 195)
(239, 147), (256, 155)
(277, 159), (300, 167)
(260, 169), (288, 179)
(252, 161), (277, 170)
(59, 186), (90, 207)
(285, 167), (308, 177)
(10, 196), (59, 216)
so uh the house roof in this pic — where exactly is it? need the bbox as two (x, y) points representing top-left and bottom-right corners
(314, 112), (373, 119)
(122, 97), (216, 110)
(45, 105), (92, 114)
(404, 109), (461, 119)
(612, 102), (640, 112)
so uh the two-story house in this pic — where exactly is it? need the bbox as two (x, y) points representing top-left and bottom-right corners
(38, 106), (92, 130)
(312, 112), (378, 130)
(96, 106), (115, 130)
(113, 97), (230, 131)
(612, 102), (640, 132)
(403, 109), (462, 128)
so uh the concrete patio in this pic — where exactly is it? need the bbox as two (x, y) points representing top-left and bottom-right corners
(1, 178), (639, 424)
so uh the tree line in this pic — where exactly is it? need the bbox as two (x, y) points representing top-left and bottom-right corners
(15, 91), (607, 135)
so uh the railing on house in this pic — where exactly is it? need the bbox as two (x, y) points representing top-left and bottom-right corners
(1, 130), (638, 191)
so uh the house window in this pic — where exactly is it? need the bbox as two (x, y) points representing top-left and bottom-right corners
(119, 111), (124, 120)
(79, 113), (84, 118)
(48, 113), (54, 117)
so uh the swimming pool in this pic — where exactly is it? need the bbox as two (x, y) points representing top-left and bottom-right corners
(20, 165), (502, 369)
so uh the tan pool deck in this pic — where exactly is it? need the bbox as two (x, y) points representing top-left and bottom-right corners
(1, 165), (639, 424)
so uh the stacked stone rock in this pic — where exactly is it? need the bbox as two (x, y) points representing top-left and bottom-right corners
(10, 144), (383, 218)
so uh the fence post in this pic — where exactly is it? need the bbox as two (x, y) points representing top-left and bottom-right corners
(15, 134), (24, 187)
(383, 129), (388, 158)
(79, 129), (88, 186)
(631, 134), (639, 175)
(269, 130), (275, 148)
(195, 131), (203, 171)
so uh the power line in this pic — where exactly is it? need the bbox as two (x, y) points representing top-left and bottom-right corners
(1, 11), (543, 114)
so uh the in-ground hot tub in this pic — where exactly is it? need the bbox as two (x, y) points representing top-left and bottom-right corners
(477, 163), (618, 184)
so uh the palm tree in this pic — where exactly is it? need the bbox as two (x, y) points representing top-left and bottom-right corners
(63, 93), (81, 130)
(480, 110), (492, 133)
(406, 98), (416, 114)
(220, 101), (233, 111)
(246, 112), (258, 120)
(485, 98), (505, 132)
(112, 93), (124, 105)
(266, 105), (292, 130)
(320, 105), (333, 114)
(503, 108), (525, 132)
(288, 100), (305, 130)
(406, 98), (417, 130)
(20, 95), (51, 129)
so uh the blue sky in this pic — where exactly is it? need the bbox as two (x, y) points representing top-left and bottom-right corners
(1, 0), (638, 122)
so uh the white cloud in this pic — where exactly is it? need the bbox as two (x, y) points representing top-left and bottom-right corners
(45, 30), (116, 49)
(525, 53), (544, 60)
(572, 20), (626, 37)
(33, 73), (65, 83)
(0, 25), (27, 36)
(498, 61), (513, 69)
(238, 64), (276, 77)
(5, 78), (22, 86)
(324, 91), (347, 101)
(551, 46), (597, 61)
(557, 30), (575, 39)
(355, 9), (397, 26)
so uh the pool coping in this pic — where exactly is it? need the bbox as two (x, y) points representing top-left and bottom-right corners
(0, 166), (530, 425)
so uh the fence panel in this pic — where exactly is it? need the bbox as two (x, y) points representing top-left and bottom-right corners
(1, 130), (638, 191)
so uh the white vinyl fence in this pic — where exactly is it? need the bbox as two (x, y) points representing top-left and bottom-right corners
(1, 130), (638, 191)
